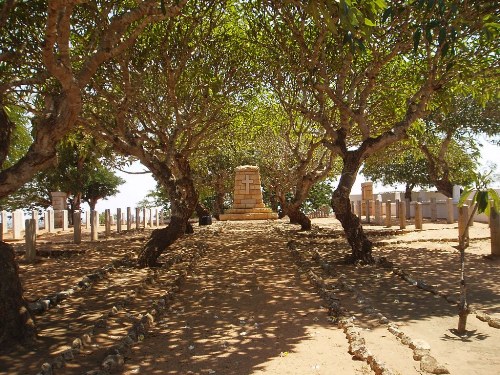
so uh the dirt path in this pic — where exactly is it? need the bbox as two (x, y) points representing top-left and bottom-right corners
(1, 218), (499, 374)
(122, 222), (369, 375)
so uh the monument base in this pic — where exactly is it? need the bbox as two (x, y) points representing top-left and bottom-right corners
(219, 207), (278, 221)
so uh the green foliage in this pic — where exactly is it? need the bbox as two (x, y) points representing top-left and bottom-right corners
(459, 170), (500, 217)
(302, 181), (334, 213)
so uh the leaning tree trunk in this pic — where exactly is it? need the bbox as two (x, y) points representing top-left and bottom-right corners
(137, 216), (188, 267)
(0, 242), (37, 346)
(331, 158), (374, 264)
(286, 206), (311, 231)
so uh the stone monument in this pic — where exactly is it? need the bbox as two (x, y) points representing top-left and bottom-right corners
(51, 191), (67, 228)
(219, 165), (278, 221)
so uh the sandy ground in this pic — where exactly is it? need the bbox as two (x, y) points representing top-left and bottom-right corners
(0, 217), (499, 375)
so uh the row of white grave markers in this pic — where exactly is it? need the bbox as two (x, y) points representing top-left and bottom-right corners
(350, 198), (499, 255)
(0, 206), (167, 242)
(352, 197), (464, 227)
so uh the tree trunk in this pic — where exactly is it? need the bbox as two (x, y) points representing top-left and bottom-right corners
(0, 105), (14, 167)
(404, 183), (414, 200)
(195, 202), (210, 218)
(0, 241), (37, 346)
(287, 207), (311, 230)
(137, 216), (188, 267)
(137, 155), (198, 267)
(331, 157), (374, 264)
(213, 191), (225, 220)
(435, 178), (453, 198)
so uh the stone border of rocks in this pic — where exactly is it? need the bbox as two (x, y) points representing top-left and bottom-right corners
(290, 239), (451, 374)
(35, 241), (208, 375)
(28, 255), (136, 315)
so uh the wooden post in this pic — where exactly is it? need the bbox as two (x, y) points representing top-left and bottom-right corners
(447, 198), (454, 224)
(356, 200), (362, 219)
(117, 208), (122, 233)
(105, 209), (111, 237)
(385, 200), (392, 227)
(127, 207), (132, 231)
(73, 210), (81, 244)
(415, 203), (423, 230)
(458, 205), (470, 248)
(395, 199), (400, 219)
(490, 203), (500, 256)
(25, 218), (36, 263)
(365, 200), (371, 223)
(135, 207), (141, 229)
(91, 210), (99, 241)
(430, 198), (437, 222)
(399, 200), (406, 229)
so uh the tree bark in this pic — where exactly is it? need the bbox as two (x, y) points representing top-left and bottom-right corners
(0, 105), (14, 167)
(0, 241), (37, 346)
(331, 157), (374, 264)
(287, 206), (311, 230)
(137, 155), (198, 267)
(435, 178), (453, 198)
(137, 216), (188, 267)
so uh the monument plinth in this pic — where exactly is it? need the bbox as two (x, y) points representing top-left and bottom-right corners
(219, 165), (278, 221)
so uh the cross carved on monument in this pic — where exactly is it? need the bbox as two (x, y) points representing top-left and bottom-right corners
(242, 174), (253, 193)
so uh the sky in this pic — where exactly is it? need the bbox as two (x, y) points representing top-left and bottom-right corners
(95, 140), (499, 213)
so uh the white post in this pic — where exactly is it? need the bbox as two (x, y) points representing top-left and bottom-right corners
(32, 210), (39, 234)
(356, 200), (362, 219)
(143, 207), (147, 227)
(62, 210), (69, 231)
(374, 200), (381, 225)
(1, 210), (8, 234)
(12, 209), (23, 240)
(365, 200), (371, 223)
(47, 209), (55, 233)
(155, 208), (160, 227)
(85, 210), (90, 229)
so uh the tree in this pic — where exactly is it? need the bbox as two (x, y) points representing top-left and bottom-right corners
(252, 95), (338, 230)
(244, 0), (499, 263)
(0, 0), (187, 198)
(415, 95), (500, 197)
(456, 170), (500, 334)
(0, 0), (187, 346)
(88, 0), (255, 266)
